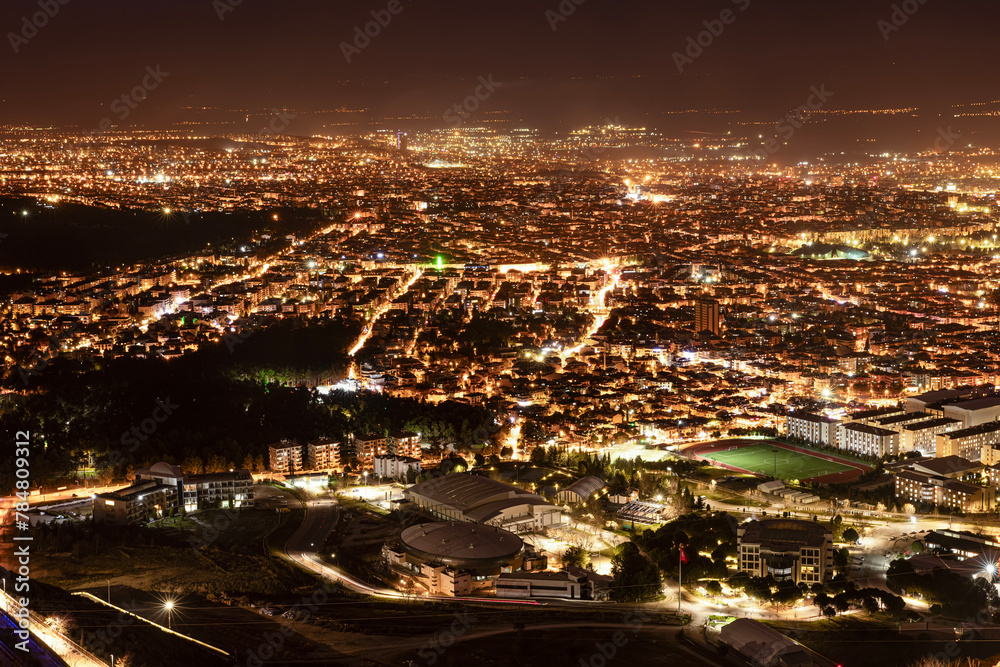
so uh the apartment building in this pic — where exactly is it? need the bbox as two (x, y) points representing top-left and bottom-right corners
(307, 438), (341, 471)
(268, 439), (303, 473)
(786, 412), (839, 448)
(94, 462), (254, 525)
(840, 423), (899, 458)
(940, 421), (1000, 463)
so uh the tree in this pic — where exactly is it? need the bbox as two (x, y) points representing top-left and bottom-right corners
(706, 580), (722, 597)
(910, 540), (924, 554)
(182, 456), (204, 475)
(822, 606), (836, 619)
(842, 527), (860, 544)
(563, 546), (591, 569)
(610, 542), (662, 602)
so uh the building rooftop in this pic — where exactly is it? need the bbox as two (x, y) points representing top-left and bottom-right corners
(400, 522), (523, 562)
(406, 473), (539, 512)
(946, 396), (1000, 413)
(739, 518), (830, 549)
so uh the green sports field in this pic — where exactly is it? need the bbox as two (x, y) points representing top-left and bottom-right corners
(701, 443), (854, 480)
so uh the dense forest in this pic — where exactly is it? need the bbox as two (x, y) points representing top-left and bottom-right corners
(0, 317), (495, 488)
(0, 195), (327, 271)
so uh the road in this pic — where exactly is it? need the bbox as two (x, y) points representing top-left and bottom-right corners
(0, 607), (70, 667)
(283, 497), (402, 598)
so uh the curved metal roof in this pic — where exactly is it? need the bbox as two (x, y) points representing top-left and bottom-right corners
(561, 476), (606, 499)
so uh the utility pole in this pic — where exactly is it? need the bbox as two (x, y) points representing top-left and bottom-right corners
(678, 547), (683, 615)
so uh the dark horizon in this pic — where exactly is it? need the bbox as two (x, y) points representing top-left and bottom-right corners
(2, 0), (1000, 143)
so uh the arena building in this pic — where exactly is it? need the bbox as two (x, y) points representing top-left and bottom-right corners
(403, 473), (563, 533)
(383, 521), (529, 596)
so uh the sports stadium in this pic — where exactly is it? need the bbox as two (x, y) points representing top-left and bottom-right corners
(685, 439), (870, 484)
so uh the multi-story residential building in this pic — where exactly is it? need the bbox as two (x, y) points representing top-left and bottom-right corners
(873, 411), (936, 435)
(786, 413), (839, 447)
(840, 423), (899, 458)
(307, 438), (341, 471)
(901, 418), (960, 456)
(355, 433), (389, 467)
(94, 462), (254, 525)
(390, 430), (422, 459)
(181, 470), (255, 512)
(93, 480), (178, 525)
(374, 454), (422, 480)
(939, 421), (1000, 463)
(694, 299), (721, 336)
(268, 439), (303, 473)
(737, 519), (833, 585)
(895, 469), (994, 512)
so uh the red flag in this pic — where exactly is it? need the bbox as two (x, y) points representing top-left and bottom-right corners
(680, 547), (688, 564)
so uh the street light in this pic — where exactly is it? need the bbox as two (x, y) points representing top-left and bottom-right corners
(164, 600), (174, 630)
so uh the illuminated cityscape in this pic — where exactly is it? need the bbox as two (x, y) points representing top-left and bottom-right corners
(3, 2), (1000, 666)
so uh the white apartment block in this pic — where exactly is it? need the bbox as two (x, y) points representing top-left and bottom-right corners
(840, 423), (899, 458)
(786, 413), (839, 447)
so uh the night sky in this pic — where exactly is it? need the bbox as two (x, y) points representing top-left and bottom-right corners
(2, 0), (999, 135)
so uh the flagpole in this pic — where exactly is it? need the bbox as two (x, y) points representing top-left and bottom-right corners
(678, 547), (682, 614)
